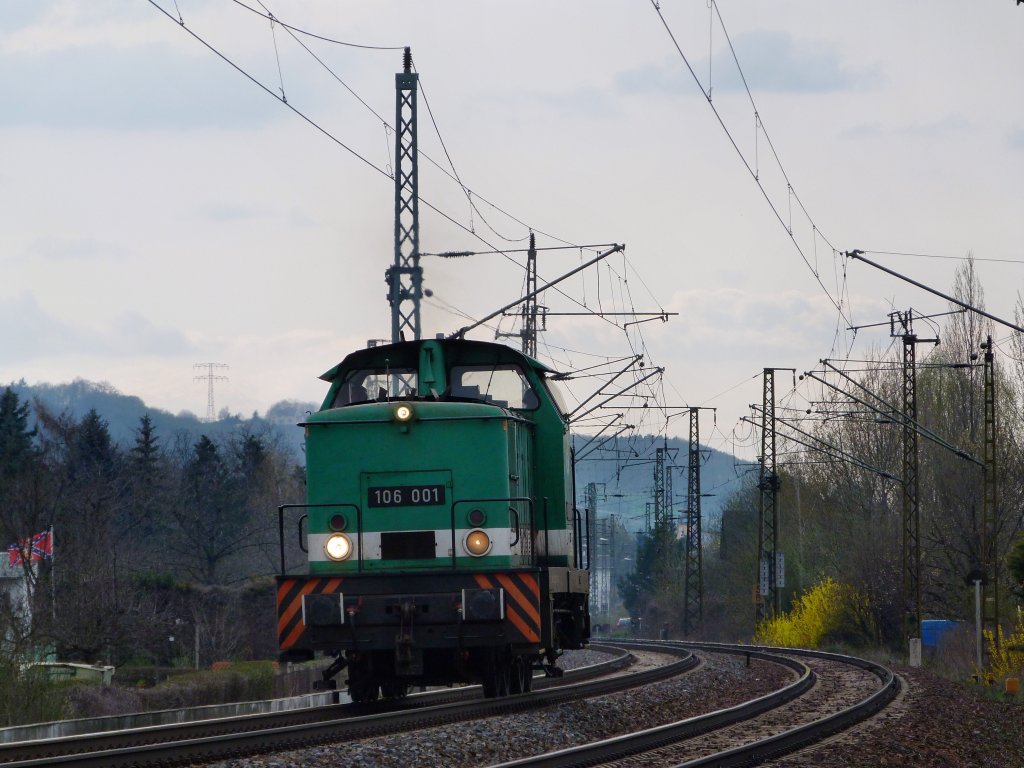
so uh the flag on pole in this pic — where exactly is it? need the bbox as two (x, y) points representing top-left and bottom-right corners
(8, 529), (54, 567)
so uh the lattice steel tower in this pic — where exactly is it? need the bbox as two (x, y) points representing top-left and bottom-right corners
(683, 408), (704, 636)
(757, 368), (782, 621)
(981, 335), (1000, 646)
(193, 363), (228, 423)
(890, 310), (935, 644)
(654, 446), (667, 531)
(386, 47), (422, 343)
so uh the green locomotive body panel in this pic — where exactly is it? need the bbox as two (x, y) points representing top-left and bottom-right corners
(304, 401), (535, 573)
(276, 338), (589, 694)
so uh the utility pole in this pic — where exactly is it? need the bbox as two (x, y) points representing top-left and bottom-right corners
(386, 47), (422, 344)
(584, 482), (604, 591)
(193, 363), (228, 423)
(683, 407), (714, 636)
(654, 446), (667, 531)
(757, 368), (792, 622)
(981, 335), (1000, 648)
(890, 310), (937, 650)
(496, 232), (545, 357)
(592, 515), (609, 618)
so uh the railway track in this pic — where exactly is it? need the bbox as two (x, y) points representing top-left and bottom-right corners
(489, 642), (899, 768)
(0, 644), (689, 767)
(0, 642), (896, 768)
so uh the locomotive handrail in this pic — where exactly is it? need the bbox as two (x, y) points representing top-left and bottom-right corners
(508, 506), (520, 546)
(297, 515), (308, 554)
(276, 503), (363, 575)
(542, 497), (550, 563)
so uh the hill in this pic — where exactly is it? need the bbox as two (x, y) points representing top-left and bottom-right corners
(5, 380), (744, 526)
(573, 434), (741, 534)
(6, 378), (312, 460)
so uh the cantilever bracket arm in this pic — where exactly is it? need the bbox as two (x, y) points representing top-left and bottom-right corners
(846, 250), (1024, 335)
(450, 244), (625, 340)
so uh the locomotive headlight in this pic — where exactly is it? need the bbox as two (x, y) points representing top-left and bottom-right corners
(394, 404), (414, 422)
(464, 529), (491, 557)
(324, 533), (352, 561)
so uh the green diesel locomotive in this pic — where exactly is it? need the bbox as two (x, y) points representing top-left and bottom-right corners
(276, 337), (590, 700)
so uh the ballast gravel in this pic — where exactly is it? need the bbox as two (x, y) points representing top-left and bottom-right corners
(193, 649), (792, 768)
(762, 665), (1024, 768)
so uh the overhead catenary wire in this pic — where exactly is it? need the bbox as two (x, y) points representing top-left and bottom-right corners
(150, 2), (641, 343)
(148, 0), (709, 447)
(648, 0), (853, 335)
(227, 0), (406, 49)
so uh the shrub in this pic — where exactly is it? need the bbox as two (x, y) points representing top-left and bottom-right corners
(133, 660), (276, 711)
(984, 609), (1024, 682)
(0, 664), (83, 727)
(66, 661), (277, 719)
(755, 577), (877, 649)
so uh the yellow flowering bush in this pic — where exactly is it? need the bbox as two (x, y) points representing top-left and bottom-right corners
(983, 610), (1024, 680)
(755, 577), (876, 649)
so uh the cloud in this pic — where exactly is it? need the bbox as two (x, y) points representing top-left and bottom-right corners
(0, 295), (86, 362)
(2, 2), (51, 35)
(663, 285), (846, 355)
(1008, 127), (1024, 151)
(614, 64), (688, 96)
(617, 30), (876, 97)
(198, 203), (269, 223)
(30, 236), (126, 262)
(0, 44), (286, 130)
(0, 295), (193, 364)
(842, 114), (975, 140)
(112, 312), (194, 356)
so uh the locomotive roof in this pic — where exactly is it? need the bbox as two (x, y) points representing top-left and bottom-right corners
(319, 338), (555, 383)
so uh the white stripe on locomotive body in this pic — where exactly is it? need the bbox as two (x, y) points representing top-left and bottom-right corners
(309, 527), (521, 563)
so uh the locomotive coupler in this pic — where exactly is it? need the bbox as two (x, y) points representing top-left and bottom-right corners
(542, 648), (564, 678)
(394, 601), (424, 675)
(313, 653), (347, 692)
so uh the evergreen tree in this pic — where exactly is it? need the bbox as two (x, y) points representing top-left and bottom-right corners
(0, 387), (35, 477)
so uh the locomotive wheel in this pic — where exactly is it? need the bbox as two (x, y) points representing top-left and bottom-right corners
(481, 650), (512, 698)
(509, 656), (532, 695)
(349, 674), (380, 703)
(381, 680), (410, 699)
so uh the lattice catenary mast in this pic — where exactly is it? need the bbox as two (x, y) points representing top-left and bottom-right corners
(683, 407), (714, 636)
(756, 368), (792, 621)
(890, 310), (936, 645)
(386, 47), (423, 344)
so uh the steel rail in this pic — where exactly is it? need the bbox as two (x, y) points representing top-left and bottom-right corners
(488, 642), (813, 768)
(0, 644), (694, 767)
(488, 641), (897, 768)
(676, 642), (899, 767)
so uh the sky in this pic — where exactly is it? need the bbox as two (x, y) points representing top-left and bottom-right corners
(1, 1), (1022, 462)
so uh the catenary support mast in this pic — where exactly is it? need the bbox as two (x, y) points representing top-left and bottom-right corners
(756, 368), (780, 621)
(981, 335), (1000, 648)
(683, 407), (703, 635)
(387, 47), (422, 343)
(891, 310), (936, 647)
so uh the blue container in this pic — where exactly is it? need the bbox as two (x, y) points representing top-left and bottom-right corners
(921, 619), (960, 648)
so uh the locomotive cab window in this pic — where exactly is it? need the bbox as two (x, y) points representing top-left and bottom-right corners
(332, 368), (418, 407)
(449, 364), (539, 410)
(543, 376), (570, 417)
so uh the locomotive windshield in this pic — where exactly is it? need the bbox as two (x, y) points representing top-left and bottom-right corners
(332, 368), (418, 407)
(542, 377), (570, 417)
(449, 364), (539, 410)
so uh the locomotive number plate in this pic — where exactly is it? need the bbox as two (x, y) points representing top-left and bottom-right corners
(368, 484), (446, 508)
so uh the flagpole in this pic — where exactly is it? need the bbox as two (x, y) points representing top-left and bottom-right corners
(50, 525), (56, 627)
